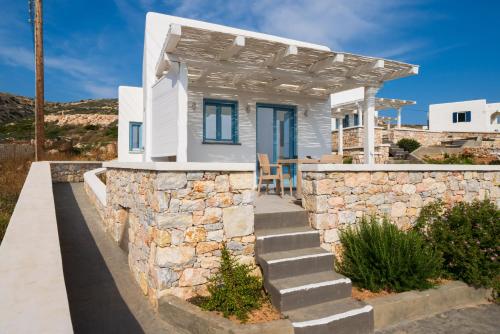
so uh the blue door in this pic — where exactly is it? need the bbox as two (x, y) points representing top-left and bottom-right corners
(256, 104), (297, 187)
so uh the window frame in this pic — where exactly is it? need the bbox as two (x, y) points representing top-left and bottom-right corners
(452, 111), (471, 123)
(202, 98), (239, 144)
(129, 121), (143, 152)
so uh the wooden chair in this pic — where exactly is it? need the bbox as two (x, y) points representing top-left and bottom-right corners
(279, 162), (294, 197)
(320, 154), (343, 164)
(257, 153), (284, 196)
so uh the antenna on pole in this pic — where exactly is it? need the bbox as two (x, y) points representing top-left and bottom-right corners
(34, 0), (44, 161)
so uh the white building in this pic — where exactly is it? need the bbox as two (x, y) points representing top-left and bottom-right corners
(118, 13), (418, 165)
(428, 99), (500, 132)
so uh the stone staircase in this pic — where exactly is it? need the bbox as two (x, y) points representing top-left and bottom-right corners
(255, 209), (374, 334)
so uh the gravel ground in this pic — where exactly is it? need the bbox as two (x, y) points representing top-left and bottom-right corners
(377, 303), (500, 334)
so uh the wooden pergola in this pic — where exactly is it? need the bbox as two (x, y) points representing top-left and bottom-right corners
(155, 24), (418, 97)
(155, 23), (419, 163)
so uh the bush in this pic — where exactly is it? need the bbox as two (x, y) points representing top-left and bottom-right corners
(397, 138), (421, 152)
(201, 245), (263, 322)
(424, 152), (474, 165)
(415, 199), (500, 297)
(343, 156), (353, 164)
(336, 216), (442, 292)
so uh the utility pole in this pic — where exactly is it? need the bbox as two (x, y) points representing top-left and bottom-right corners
(34, 0), (44, 161)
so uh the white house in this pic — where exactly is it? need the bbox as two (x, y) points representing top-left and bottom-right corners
(118, 13), (418, 165)
(428, 99), (500, 132)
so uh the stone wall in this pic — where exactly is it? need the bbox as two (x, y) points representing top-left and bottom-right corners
(105, 166), (256, 307)
(343, 145), (390, 164)
(388, 128), (500, 147)
(301, 165), (500, 254)
(50, 162), (102, 182)
(332, 126), (384, 151)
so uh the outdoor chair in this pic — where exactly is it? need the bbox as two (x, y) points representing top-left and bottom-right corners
(257, 153), (284, 196)
(320, 154), (343, 164)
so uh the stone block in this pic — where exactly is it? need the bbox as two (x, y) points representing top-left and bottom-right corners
(156, 213), (192, 229)
(156, 173), (187, 190)
(196, 242), (220, 254)
(184, 227), (207, 243)
(156, 246), (195, 267)
(324, 229), (340, 243)
(179, 268), (210, 287)
(391, 202), (407, 218)
(214, 175), (230, 192)
(223, 206), (254, 238)
(229, 173), (253, 190)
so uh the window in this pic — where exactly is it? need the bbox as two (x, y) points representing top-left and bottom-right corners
(354, 114), (359, 126)
(203, 99), (238, 143)
(129, 122), (142, 152)
(452, 111), (471, 123)
(342, 115), (349, 128)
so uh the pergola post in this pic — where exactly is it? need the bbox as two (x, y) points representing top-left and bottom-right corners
(363, 85), (380, 164)
(397, 107), (402, 128)
(338, 117), (344, 155)
(356, 102), (363, 127)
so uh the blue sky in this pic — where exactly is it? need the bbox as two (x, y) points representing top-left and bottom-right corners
(0, 0), (499, 124)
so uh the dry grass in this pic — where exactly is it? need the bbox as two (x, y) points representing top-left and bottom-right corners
(0, 157), (31, 243)
(0, 149), (115, 243)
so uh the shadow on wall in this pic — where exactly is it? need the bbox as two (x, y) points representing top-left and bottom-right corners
(53, 183), (143, 333)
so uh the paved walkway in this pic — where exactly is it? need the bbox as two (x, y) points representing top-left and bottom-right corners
(54, 183), (184, 334)
(377, 304), (500, 334)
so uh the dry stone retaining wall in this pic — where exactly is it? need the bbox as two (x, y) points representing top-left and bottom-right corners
(105, 167), (256, 307)
(50, 162), (102, 182)
(302, 166), (500, 254)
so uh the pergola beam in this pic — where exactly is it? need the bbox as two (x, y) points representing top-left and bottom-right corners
(264, 45), (298, 68)
(219, 35), (245, 61)
(346, 59), (384, 77)
(309, 53), (344, 74)
(383, 65), (419, 81)
(164, 24), (182, 52)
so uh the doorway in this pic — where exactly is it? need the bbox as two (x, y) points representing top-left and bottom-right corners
(256, 104), (297, 187)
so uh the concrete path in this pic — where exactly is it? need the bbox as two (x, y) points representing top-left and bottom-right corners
(54, 183), (184, 334)
(376, 304), (500, 334)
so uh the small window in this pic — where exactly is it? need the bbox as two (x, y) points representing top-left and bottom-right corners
(452, 111), (471, 123)
(342, 115), (349, 128)
(203, 99), (238, 143)
(354, 114), (359, 126)
(129, 122), (142, 152)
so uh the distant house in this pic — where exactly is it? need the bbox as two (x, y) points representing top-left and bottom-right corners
(428, 99), (500, 132)
(117, 13), (418, 164)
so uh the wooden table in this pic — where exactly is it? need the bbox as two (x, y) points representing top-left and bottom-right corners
(278, 158), (320, 198)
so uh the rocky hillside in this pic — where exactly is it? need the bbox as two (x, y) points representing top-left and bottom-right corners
(0, 92), (117, 124)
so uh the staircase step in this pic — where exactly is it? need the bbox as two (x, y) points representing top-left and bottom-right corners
(255, 210), (309, 232)
(266, 271), (352, 311)
(256, 226), (320, 255)
(258, 247), (334, 280)
(285, 298), (374, 334)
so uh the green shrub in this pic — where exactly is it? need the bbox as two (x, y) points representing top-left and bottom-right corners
(415, 199), (500, 297)
(424, 152), (475, 165)
(201, 245), (263, 322)
(397, 138), (421, 152)
(336, 216), (442, 292)
(343, 156), (353, 164)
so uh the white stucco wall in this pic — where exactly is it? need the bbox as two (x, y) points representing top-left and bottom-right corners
(118, 86), (143, 162)
(187, 88), (332, 163)
(150, 64), (188, 161)
(429, 99), (500, 132)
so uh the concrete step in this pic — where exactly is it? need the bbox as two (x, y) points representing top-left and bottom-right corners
(258, 247), (334, 280)
(285, 298), (374, 334)
(266, 271), (352, 312)
(256, 226), (320, 255)
(254, 210), (309, 232)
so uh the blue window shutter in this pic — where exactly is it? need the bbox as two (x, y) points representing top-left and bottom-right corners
(139, 124), (142, 149)
(466, 111), (471, 122)
(354, 114), (359, 126)
(232, 103), (238, 143)
(452, 112), (457, 123)
(129, 123), (133, 150)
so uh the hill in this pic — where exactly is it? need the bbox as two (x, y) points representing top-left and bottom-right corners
(0, 92), (117, 124)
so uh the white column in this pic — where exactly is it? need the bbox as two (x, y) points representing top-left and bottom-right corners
(338, 117), (343, 156)
(356, 102), (363, 127)
(397, 107), (402, 128)
(363, 85), (380, 164)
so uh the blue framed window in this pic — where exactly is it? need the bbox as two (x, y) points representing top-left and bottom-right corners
(452, 111), (471, 123)
(129, 122), (142, 152)
(354, 114), (359, 126)
(203, 99), (239, 144)
(342, 115), (349, 128)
